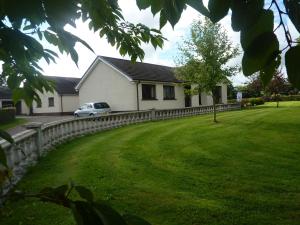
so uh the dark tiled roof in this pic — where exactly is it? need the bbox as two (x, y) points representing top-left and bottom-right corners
(101, 56), (181, 83)
(0, 86), (12, 99)
(45, 76), (80, 95)
(0, 76), (79, 99)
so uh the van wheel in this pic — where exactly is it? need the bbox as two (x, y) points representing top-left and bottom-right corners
(74, 114), (79, 117)
(89, 113), (95, 117)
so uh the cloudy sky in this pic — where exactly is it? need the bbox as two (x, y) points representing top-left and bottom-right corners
(40, 0), (298, 85)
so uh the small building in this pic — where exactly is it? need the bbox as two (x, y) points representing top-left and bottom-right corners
(31, 76), (80, 115)
(75, 56), (227, 111)
(0, 86), (30, 115)
(0, 76), (80, 115)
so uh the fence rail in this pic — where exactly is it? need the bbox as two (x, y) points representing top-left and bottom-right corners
(0, 103), (240, 195)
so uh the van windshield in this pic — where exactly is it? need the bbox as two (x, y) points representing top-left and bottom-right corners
(94, 103), (110, 109)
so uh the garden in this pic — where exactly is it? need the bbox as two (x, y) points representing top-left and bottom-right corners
(1, 102), (300, 225)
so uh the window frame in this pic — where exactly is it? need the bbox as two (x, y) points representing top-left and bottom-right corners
(163, 85), (176, 100)
(48, 97), (54, 107)
(142, 84), (157, 100)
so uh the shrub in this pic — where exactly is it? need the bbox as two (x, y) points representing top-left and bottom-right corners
(263, 95), (300, 102)
(227, 99), (237, 104)
(280, 95), (300, 101)
(241, 97), (264, 108)
(0, 107), (16, 123)
(249, 97), (264, 106)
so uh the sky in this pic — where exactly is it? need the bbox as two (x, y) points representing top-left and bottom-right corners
(39, 0), (299, 86)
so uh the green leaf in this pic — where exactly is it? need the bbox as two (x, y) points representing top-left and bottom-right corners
(208, 0), (230, 23)
(70, 201), (103, 225)
(159, 11), (168, 29)
(123, 214), (152, 225)
(75, 186), (94, 202)
(0, 130), (14, 144)
(0, 147), (7, 167)
(92, 202), (127, 225)
(242, 32), (279, 76)
(260, 54), (281, 86)
(187, 0), (210, 17)
(136, 0), (151, 10)
(240, 9), (274, 51)
(231, 0), (264, 31)
(70, 49), (79, 66)
(284, 0), (300, 33)
(285, 46), (300, 89)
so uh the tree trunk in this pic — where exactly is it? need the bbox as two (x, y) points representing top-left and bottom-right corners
(212, 95), (217, 123)
(277, 101), (279, 108)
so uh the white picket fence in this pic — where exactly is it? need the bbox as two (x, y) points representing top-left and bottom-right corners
(0, 103), (240, 195)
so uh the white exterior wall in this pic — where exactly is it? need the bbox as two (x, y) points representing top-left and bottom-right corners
(61, 95), (79, 113)
(33, 91), (61, 114)
(221, 84), (227, 104)
(138, 83), (185, 110)
(190, 83), (227, 106)
(21, 100), (30, 115)
(79, 61), (137, 111)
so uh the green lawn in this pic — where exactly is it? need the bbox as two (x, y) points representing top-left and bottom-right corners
(1, 102), (300, 225)
(0, 118), (27, 131)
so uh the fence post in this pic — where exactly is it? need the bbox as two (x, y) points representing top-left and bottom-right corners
(151, 109), (156, 121)
(25, 122), (43, 158)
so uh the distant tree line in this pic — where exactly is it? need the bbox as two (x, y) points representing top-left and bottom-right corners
(229, 70), (299, 99)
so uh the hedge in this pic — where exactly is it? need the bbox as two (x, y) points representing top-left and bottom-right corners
(228, 95), (300, 106)
(0, 107), (16, 123)
(263, 95), (300, 102)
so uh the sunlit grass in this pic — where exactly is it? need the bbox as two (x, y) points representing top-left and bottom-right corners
(1, 102), (300, 225)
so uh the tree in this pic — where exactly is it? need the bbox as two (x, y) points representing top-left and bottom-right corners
(265, 70), (287, 107)
(2, 1), (300, 106)
(0, 76), (6, 87)
(227, 82), (237, 100)
(136, 0), (300, 89)
(175, 18), (239, 122)
(265, 70), (288, 95)
(245, 74), (264, 98)
(0, 0), (165, 105)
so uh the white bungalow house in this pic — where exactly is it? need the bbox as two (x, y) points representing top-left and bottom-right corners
(0, 56), (227, 115)
(75, 56), (227, 112)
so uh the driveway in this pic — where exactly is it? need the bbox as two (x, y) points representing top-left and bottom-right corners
(8, 115), (74, 135)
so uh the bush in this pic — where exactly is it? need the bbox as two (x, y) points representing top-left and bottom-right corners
(263, 95), (300, 102)
(241, 97), (264, 108)
(227, 99), (237, 104)
(249, 97), (265, 106)
(0, 107), (16, 123)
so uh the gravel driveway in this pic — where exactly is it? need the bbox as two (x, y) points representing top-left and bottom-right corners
(7, 115), (74, 135)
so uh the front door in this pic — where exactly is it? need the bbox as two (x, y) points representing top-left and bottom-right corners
(185, 95), (191, 107)
(15, 101), (22, 115)
(184, 85), (192, 107)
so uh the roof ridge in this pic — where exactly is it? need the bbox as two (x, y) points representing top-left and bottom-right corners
(99, 55), (175, 69)
(43, 75), (81, 79)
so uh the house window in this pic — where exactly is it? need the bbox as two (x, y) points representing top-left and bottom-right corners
(163, 85), (175, 100)
(48, 97), (54, 107)
(36, 101), (42, 108)
(142, 84), (156, 100)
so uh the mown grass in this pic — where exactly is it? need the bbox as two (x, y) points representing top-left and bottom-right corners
(1, 102), (300, 225)
(0, 118), (27, 131)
